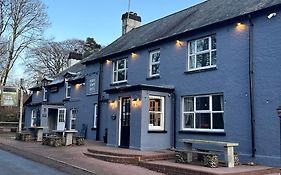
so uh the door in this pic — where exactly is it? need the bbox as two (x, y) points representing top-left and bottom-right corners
(57, 108), (66, 131)
(120, 98), (131, 148)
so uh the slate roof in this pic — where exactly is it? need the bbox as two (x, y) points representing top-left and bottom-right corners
(82, 0), (281, 64)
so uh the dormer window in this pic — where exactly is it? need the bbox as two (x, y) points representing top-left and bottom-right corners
(65, 81), (71, 98)
(43, 87), (47, 101)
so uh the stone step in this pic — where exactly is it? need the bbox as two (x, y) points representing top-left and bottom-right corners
(87, 148), (140, 158)
(84, 152), (139, 165)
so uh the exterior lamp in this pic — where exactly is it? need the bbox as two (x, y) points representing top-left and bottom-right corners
(106, 60), (111, 64)
(176, 40), (183, 47)
(75, 83), (82, 90)
(236, 22), (246, 32)
(109, 99), (117, 109)
(132, 98), (141, 107)
(131, 52), (138, 59)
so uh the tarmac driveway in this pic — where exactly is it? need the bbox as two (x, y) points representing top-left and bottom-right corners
(0, 149), (69, 175)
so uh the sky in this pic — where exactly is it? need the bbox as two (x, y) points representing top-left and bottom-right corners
(41, 0), (206, 45)
(13, 0), (206, 81)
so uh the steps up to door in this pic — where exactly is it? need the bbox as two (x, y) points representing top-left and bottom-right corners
(85, 148), (175, 164)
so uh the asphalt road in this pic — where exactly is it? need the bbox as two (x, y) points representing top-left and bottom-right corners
(0, 149), (69, 175)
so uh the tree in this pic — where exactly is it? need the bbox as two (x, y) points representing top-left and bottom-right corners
(83, 37), (101, 58)
(24, 39), (85, 84)
(0, 0), (49, 86)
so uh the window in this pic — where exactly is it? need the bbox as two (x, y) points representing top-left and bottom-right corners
(93, 104), (98, 129)
(149, 96), (165, 131)
(112, 58), (128, 83)
(182, 94), (224, 131)
(31, 109), (37, 127)
(70, 108), (77, 130)
(149, 50), (160, 77)
(59, 109), (65, 122)
(65, 81), (71, 98)
(43, 87), (47, 101)
(188, 35), (216, 71)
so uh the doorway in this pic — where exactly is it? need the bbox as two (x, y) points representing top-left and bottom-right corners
(119, 98), (131, 148)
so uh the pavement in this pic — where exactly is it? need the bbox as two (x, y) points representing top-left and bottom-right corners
(0, 132), (280, 175)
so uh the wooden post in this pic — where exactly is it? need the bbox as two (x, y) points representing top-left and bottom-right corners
(18, 78), (24, 133)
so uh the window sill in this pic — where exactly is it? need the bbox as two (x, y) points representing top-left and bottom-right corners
(185, 67), (217, 74)
(148, 130), (167, 133)
(110, 81), (128, 86)
(146, 76), (160, 80)
(178, 130), (226, 136)
(63, 98), (70, 102)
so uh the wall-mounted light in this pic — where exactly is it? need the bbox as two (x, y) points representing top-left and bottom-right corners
(176, 40), (184, 47)
(109, 99), (117, 109)
(75, 83), (82, 90)
(132, 98), (141, 107)
(106, 60), (111, 64)
(268, 13), (277, 19)
(235, 22), (246, 32)
(36, 91), (40, 96)
(131, 52), (138, 59)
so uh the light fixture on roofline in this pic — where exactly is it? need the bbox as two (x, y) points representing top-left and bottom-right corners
(268, 13), (277, 19)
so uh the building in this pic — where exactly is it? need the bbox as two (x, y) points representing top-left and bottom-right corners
(25, 0), (281, 167)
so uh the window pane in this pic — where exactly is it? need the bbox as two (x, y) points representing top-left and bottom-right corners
(196, 53), (210, 68)
(195, 113), (211, 129)
(150, 113), (161, 126)
(211, 36), (216, 50)
(184, 113), (194, 128)
(118, 60), (125, 69)
(213, 113), (224, 129)
(152, 52), (160, 62)
(196, 97), (209, 110)
(113, 62), (117, 71)
(150, 98), (161, 112)
(189, 41), (195, 54)
(189, 55), (196, 69)
(212, 95), (223, 111)
(197, 38), (209, 52)
(211, 51), (216, 65)
(183, 97), (194, 112)
(152, 64), (160, 75)
(117, 70), (125, 81)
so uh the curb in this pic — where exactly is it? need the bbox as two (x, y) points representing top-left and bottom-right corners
(0, 143), (96, 175)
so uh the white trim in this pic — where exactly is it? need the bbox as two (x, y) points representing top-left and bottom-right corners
(70, 108), (77, 130)
(65, 81), (71, 98)
(149, 50), (160, 77)
(31, 109), (37, 127)
(112, 58), (128, 84)
(187, 35), (216, 71)
(43, 87), (47, 102)
(93, 104), (98, 129)
(118, 98), (122, 146)
(148, 95), (165, 131)
(181, 94), (224, 131)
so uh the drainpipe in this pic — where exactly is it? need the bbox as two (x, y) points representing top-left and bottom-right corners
(172, 92), (177, 148)
(96, 62), (103, 140)
(248, 14), (256, 158)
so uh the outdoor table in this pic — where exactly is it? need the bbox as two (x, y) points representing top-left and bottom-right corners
(64, 130), (78, 146)
(28, 126), (46, 142)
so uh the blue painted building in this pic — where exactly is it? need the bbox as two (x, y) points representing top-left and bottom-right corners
(25, 0), (281, 167)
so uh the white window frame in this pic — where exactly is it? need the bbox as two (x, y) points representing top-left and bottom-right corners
(181, 94), (224, 132)
(70, 108), (77, 130)
(65, 81), (71, 98)
(93, 104), (98, 129)
(43, 87), (47, 101)
(112, 58), (128, 84)
(149, 96), (165, 131)
(31, 109), (37, 127)
(149, 50), (160, 77)
(187, 35), (216, 71)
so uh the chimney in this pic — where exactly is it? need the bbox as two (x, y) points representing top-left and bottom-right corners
(122, 12), (141, 35)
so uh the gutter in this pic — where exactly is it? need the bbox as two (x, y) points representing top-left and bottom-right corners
(96, 63), (103, 140)
(248, 14), (256, 158)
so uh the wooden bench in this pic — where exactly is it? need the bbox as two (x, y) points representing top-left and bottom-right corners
(180, 139), (239, 168)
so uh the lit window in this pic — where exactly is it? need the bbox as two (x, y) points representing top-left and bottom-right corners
(70, 108), (77, 130)
(149, 50), (160, 77)
(182, 94), (224, 131)
(187, 35), (216, 71)
(112, 58), (128, 83)
(149, 96), (165, 131)
(65, 81), (71, 98)
(43, 87), (47, 101)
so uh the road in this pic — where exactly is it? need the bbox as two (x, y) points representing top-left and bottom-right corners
(0, 149), (69, 175)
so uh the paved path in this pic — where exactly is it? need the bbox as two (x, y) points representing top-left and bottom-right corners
(0, 149), (69, 175)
